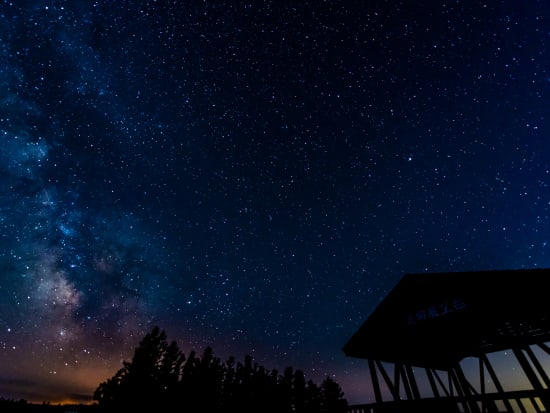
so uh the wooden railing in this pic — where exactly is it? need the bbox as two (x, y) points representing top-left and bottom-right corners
(347, 389), (548, 413)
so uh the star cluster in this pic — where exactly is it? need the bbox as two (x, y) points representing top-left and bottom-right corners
(0, 0), (549, 405)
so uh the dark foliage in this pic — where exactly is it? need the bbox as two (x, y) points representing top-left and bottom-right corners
(93, 326), (349, 413)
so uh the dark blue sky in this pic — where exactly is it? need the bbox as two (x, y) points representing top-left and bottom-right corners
(0, 0), (549, 405)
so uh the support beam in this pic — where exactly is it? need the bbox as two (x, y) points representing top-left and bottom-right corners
(368, 358), (382, 404)
(480, 354), (513, 412)
(513, 347), (550, 412)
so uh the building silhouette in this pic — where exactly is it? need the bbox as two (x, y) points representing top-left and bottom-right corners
(343, 268), (550, 413)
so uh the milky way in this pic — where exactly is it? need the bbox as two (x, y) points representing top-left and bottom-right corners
(0, 0), (549, 405)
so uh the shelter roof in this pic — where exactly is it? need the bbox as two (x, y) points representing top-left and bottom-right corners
(342, 268), (550, 369)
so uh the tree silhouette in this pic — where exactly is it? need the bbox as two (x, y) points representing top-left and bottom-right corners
(93, 326), (348, 412)
(93, 326), (184, 411)
(320, 376), (349, 413)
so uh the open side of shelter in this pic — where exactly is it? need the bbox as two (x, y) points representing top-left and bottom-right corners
(342, 268), (550, 413)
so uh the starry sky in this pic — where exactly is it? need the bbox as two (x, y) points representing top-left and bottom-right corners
(0, 0), (549, 406)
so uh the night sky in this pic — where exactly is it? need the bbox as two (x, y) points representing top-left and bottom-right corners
(0, 0), (549, 406)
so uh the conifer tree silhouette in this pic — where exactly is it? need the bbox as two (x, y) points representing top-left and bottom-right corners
(93, 326), (349, 412)
(93, 326), (183, 412)
(319, 376), (348, 413)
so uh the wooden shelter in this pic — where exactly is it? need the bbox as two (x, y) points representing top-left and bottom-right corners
(342, 268), (550, 413)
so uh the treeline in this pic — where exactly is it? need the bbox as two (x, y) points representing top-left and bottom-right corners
(93, 325), (349, 412)
(0, 399), (97, 413)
